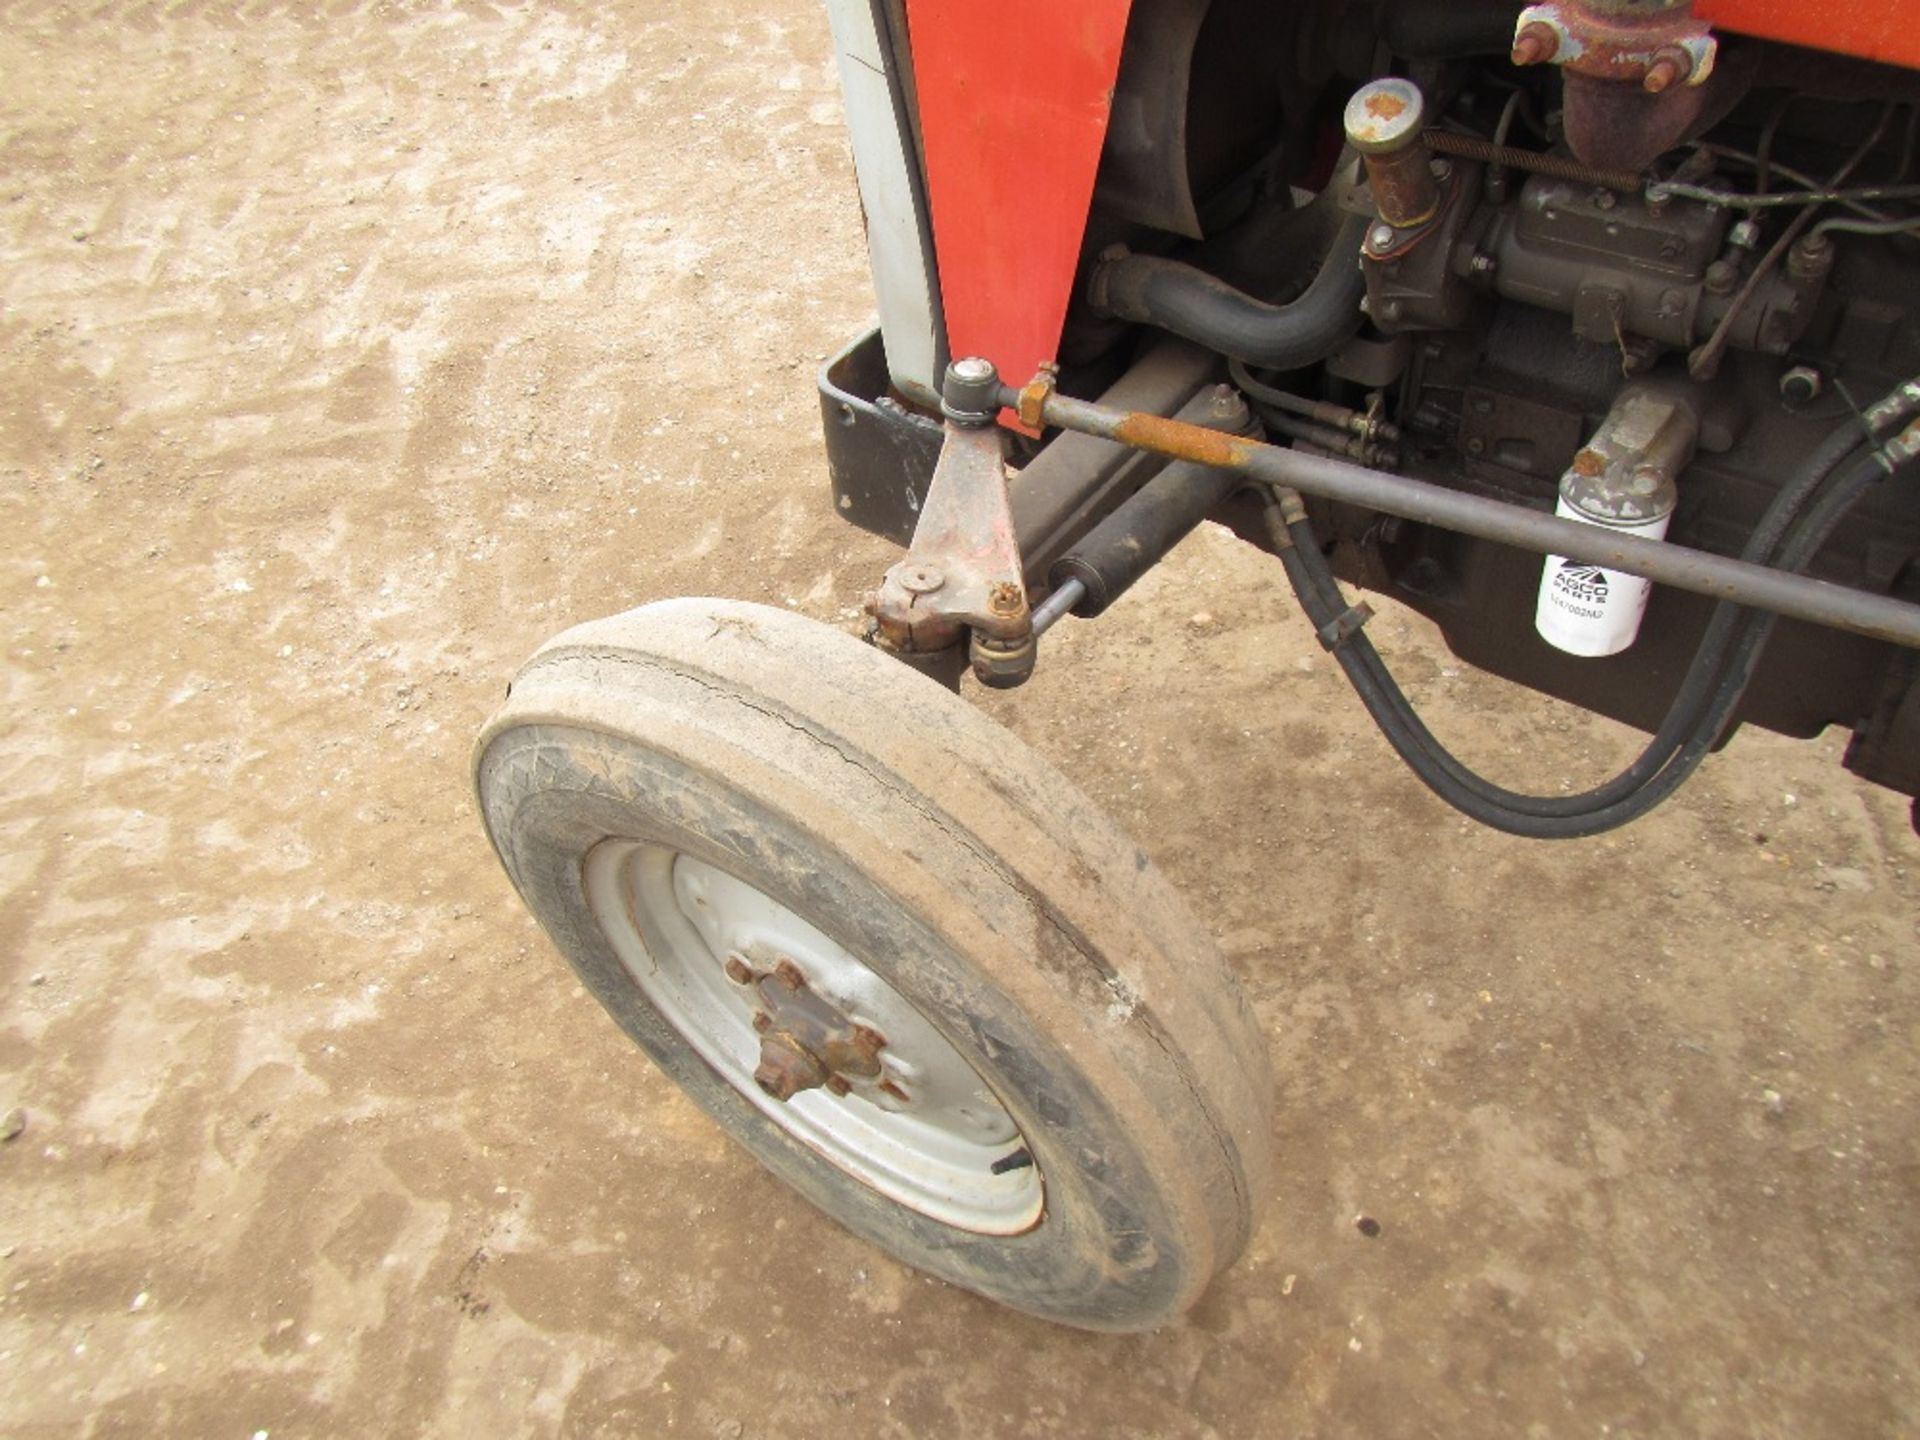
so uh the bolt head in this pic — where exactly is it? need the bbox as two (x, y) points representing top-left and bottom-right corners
(1208, 383), (1245, 421)
(897, 563), (945, 595)
(1368, 223), (1395, 251)
(724, 955), (754, 985)
(1779, 365), (1822, 406)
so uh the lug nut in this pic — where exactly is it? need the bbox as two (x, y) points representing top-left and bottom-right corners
(754, 1034), (829, 1102)
(723, 955), (754, 985)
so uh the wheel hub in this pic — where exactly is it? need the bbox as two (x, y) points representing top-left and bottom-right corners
(728, 953), (891, 1102)
(582, 842), (1045, 1233)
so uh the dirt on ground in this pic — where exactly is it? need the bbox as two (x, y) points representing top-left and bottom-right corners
(1, 3), (1917, 1437)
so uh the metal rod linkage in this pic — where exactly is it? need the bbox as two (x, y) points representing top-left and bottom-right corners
(1000, 379), (1920, 651)
(1425, 129), (1643, 193)
(1030, 577), (1087, 636)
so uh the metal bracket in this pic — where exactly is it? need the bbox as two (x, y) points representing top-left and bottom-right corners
(1316, 601), (1376, 651)
(865, 359), (1035, 686)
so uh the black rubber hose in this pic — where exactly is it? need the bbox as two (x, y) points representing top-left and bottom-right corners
(1379, 0), (1525, 58)
(1291, 427), (1872, 820)
(1548, 451), (1906, 830)
(1280, 386), (1917, 823)
(1088, 213), (1370, 371)
(1270, 439), (1912, 838)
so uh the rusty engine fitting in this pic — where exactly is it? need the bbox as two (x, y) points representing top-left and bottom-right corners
(1344, 77), (1441, 229)
(1509, 0), (1720, 174)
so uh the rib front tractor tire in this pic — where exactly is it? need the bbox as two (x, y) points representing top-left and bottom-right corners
(472, 598), (1273, 1331)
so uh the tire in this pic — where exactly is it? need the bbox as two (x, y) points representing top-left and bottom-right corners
(472, 598), (1272, 1331)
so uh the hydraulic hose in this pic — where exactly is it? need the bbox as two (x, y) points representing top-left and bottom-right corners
(1089, 212), (1370, 371)
(1336, 422), (1871, 817)
(1268, 385), (1920, 838)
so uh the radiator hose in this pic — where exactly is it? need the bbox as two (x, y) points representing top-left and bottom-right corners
(1089, 212), (1370, 371)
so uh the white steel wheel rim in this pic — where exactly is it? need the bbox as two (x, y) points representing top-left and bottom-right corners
(583, 841), (1045, 1236)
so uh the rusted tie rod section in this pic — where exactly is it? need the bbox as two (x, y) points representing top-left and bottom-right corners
(1004, 370), (1920, 652)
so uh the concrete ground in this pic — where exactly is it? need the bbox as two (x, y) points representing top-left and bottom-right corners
(1, 3), (1916, 1436)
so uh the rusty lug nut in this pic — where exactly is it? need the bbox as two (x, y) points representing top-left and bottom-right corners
(825, 1074), (851, 1097)
(1511, 22), (1558, 67)
(772, 958), (806, 989)
(751, 1011), (772, 1033)
(723, 955), (754, 985)
(988, 581), (1024, 617)
(1643, 48), (1691, 94)
(754, 1034), (829, 1101)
